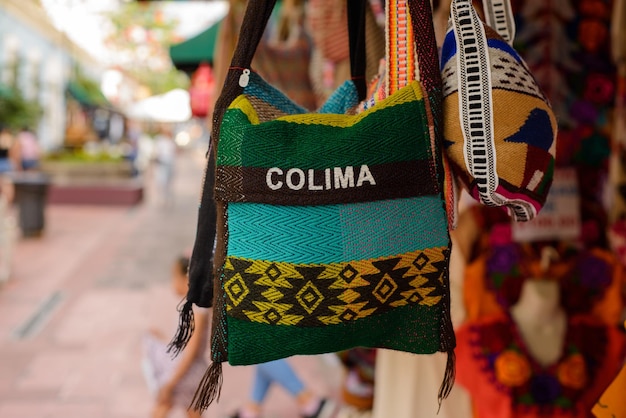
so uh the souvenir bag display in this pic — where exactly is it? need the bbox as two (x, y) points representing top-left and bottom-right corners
(440, 0), (558, 221)
(174, 0), (456, 411)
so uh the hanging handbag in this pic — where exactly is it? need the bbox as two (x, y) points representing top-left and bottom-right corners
(173, 0), (455, 410)
(440, 0), (558, 221)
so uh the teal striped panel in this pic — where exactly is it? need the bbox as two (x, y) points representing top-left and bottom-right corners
(227, 196), (449, 264)
(341, 197), (449, 261)
(244, 72), (308, 115)
(317, 80), (360, 114)
(244, 72), (359, 116)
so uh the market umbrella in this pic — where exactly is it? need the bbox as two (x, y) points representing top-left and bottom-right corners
(169, 19), (222, 73)
(125, 89), (191, 123)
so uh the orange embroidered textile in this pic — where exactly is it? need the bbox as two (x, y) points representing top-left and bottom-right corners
(463, 248), (625, 326)
(456, 314), (626, 418)
(591, 357), (626, 418)
(592, 322), (626, 418)
(463, 254), (505, 321)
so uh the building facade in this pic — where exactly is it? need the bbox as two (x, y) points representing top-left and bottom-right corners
(0, 0), (104, 150)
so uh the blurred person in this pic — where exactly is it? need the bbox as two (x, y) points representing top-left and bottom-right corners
(142, 255), (210, 418)
(153, 125), (177, 207)
(135, 129), (155, 174)
(0, 125), (18, 174)
(121, 120), (141, 176)
(228, 358), (336, 418)
(16, 126), (41, 171)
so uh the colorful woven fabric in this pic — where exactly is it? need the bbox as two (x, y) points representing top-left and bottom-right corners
(363, 0), (457, 227)
(440, 0), (558, 222)
(463, 227), (625, 326)
(385, 0), (417, 94)
(179, 0), (455, 411)
(213, 71), (452, 366)
(456, 314), (626, 418)
(512, 1), (614, 237)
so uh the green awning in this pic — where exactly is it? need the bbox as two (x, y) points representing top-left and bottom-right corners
(67, 81), (110, 108)
(169, 20), (221, 73)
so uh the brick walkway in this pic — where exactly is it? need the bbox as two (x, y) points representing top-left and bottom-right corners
(0, 148), (342, 418)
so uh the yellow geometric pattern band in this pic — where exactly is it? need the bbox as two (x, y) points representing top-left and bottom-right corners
(223, 246), (449, 327)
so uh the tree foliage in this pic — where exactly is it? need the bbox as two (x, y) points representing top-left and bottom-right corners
(102, 2), (189, 95)
(0, 89), (43, 131)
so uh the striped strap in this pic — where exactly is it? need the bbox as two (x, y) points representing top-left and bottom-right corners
(451, 0), (496, 203)
(384, 0), (442, 97)
(385, 0), (418, 95)
(481, 0), (515, 45)
(451, 0), (534, 220)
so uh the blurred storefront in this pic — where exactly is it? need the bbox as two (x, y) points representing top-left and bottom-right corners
(0, 0), (106, 152)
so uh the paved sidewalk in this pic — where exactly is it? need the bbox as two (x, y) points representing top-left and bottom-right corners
(0, 148), (343, 418)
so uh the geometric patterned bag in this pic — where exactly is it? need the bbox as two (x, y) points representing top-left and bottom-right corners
(177, 0), (455, 410)
(441, 0), (558, 221)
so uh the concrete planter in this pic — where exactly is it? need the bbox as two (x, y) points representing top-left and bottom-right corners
(39, 160), (135, 182)
(39, 160), (143, 206)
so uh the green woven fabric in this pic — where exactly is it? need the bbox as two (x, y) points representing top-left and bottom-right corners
(181, 1), (457, 411)
(212, 73), (452, 366)
(227, 303), (443, 365)
(217, 92), (432, 169)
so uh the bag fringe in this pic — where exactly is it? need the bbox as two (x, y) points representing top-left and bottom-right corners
(437, 349), (456, 413)
(190, 361), (223, 412)
(167, 300), (195, 357)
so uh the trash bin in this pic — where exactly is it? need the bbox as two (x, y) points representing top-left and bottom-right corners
(11, 172), (50, 237)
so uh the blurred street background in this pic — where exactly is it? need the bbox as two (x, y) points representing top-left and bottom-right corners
(0, 1), (343, 416)
(0, 146), (342, 418)
(3, 1), (625, 418)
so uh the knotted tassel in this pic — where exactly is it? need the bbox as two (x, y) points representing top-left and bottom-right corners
(190, 361), (223, 412)
(437, 350), (456, 412)
(167, 300), (195, 357)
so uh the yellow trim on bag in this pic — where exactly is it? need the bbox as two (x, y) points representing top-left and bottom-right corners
(230, 94), (260, 125)
(228, 81), (426, 128)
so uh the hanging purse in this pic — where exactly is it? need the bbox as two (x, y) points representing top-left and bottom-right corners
(174, 0), (455, 410)
(440, 0), (558, 221)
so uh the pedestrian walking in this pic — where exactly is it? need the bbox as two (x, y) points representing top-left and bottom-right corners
(16, 126), (41, 171)
(142, 255), (210, 418)
(153, 125), (177, 207)
(0, 125), (18, 174)
(228, 358), (337, 418)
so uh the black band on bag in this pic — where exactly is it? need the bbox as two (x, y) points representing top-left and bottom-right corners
(214, 160), (440, 205)
(181, 0), (284, 409)
(166, 146), (216, 356)
(187, 148), (217, 308)
(188, 0), (279, 309)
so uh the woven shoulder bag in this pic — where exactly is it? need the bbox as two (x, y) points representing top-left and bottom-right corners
(174, 0), (455, 411)
(441, 0), (558, 221)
